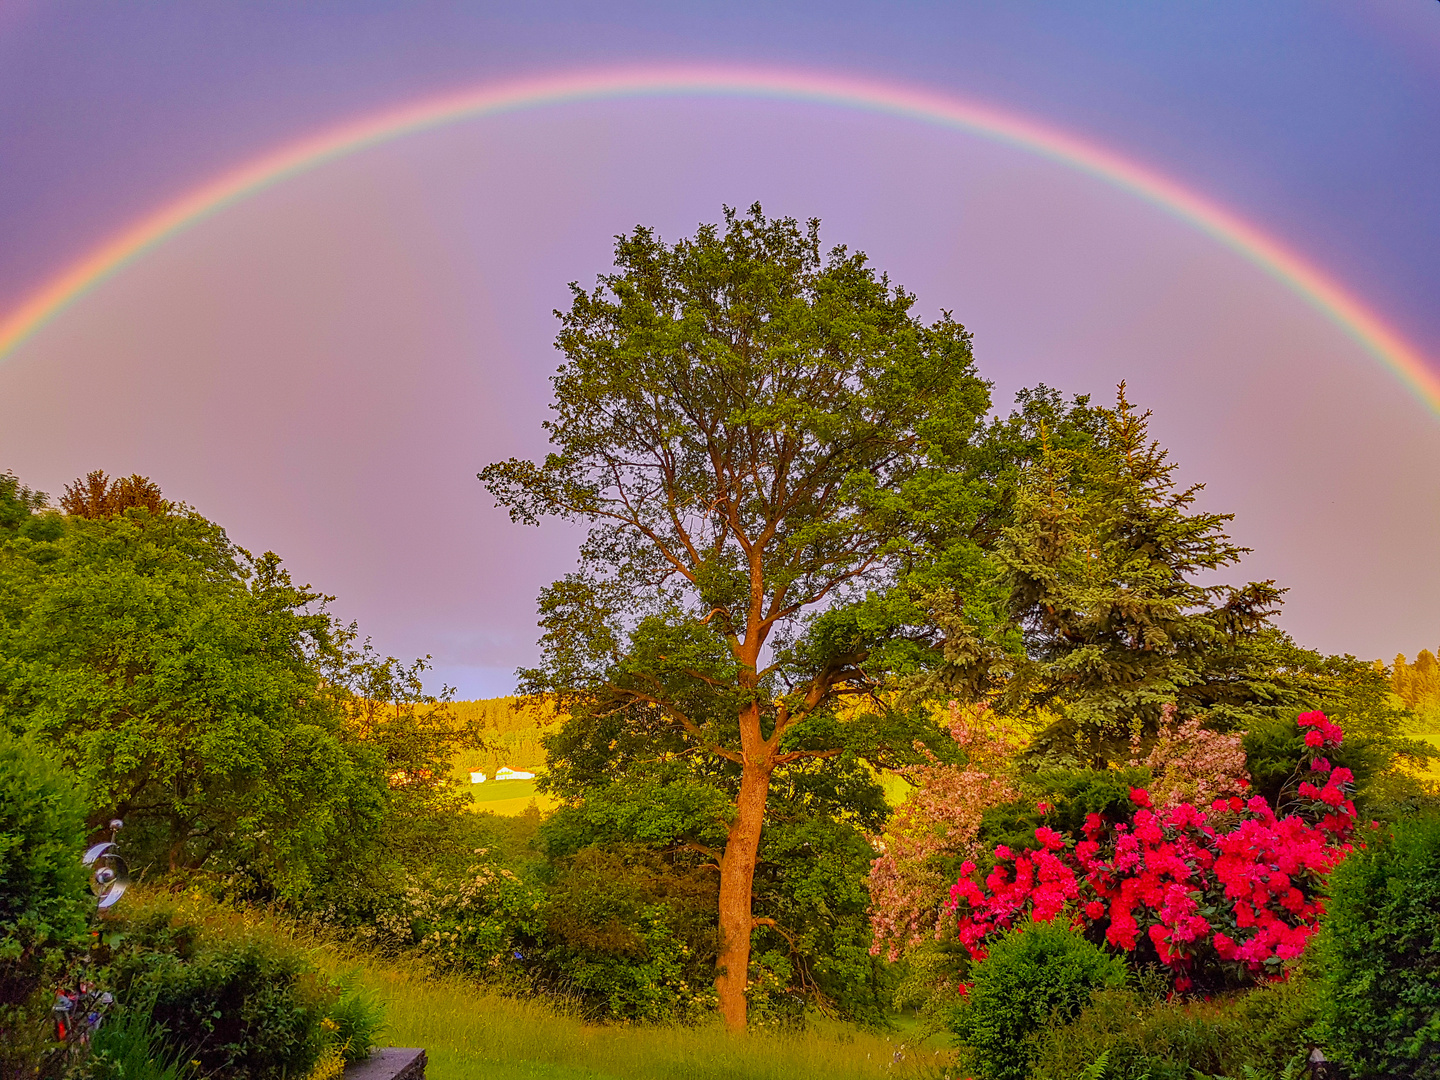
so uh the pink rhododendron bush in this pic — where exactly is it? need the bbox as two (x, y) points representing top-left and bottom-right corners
(942, 711), (1356, 992)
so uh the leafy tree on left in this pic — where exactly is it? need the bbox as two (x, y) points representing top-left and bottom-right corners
(0, 471), (463, 899)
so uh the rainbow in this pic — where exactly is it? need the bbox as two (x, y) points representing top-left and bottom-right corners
(2, 64), (1437, 415)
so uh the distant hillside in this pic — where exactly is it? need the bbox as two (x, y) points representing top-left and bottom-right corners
(1394, 649), (1440, 718)
(441, 696), (560, 814)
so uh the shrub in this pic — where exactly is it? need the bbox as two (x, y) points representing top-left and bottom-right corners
(945, 712), (1354, 991)
(109, 900), (379, 1080)
(362, 848), (543, 978)
(949, 918), (1127, 1080)
(542, 845), (716, 1022)
(141, 939), (330, 1079)
(1030, 974), (1319, 1080)
(1317, 811), (1440, 1078)
(0, 730), (91, 1006)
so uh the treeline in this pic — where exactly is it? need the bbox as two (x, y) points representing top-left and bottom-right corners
(445, 697), (553, 776)
(1394, 648), (1440, 714)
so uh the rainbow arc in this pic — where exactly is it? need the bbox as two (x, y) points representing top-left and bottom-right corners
(1, 64), (1436, 415)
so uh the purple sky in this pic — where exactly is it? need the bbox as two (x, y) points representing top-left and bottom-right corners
(1, 3), (1437, 697)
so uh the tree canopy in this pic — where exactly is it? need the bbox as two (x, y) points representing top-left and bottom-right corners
(0, 472), (468, 900)
(481, 205), (998, 1027)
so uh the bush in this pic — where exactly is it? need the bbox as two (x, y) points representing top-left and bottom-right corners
(140, 939), (329, 1079)
(1029, 973), (1319, 1080)
(0, 730), (91, 1006)
(1318, 812), (1440, 1078)
(950, 919), (1127, 1080)
(948, 713), (1355, 993)
(542, 845), (716, 1022)
(109, 899), (380, 1080)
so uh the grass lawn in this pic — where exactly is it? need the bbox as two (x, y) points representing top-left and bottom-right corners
(155, 893), (949, 1080)
(138, 893), (952, 1080)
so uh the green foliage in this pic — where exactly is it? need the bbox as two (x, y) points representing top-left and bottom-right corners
(87, 1007), (194, 1080)
(108, 898), (382, 1080)
(0, 499), (386, 897)
(542, 845), (717, 1022)
(0, 729), (91, 1007)
(0, 470), (477, 908)
(976, 768), (1152, 856)
(950, 919), (1127, 1080)
(965, 386), (1296, 766)
(1029, 976), (1319, 1080)
(121, 940), (328, 1078)
(325, 977), (387, 1064)
(1243, 653), (1435, 820)
(0, 471), (50, 533)
(481, 205), (1004, 1023)
(365, 849), (544, 978)
(1394, 649), (1440, 717)
(753, 813), (894, 1025)
(1317, 812), (1440, 1077)
(537, 764), (892, 1023)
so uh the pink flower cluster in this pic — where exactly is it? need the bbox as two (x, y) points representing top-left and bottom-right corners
(944, 711), (1354, 990)
(1136, 704), (1250, 813)
(867, 704), (1019, 961)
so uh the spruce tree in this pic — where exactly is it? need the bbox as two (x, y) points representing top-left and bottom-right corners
(986, 385), (1290, 764)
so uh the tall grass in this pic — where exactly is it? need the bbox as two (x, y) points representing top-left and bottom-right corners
(132, 892), (948, 1080)
(362, 961), (946, 1080)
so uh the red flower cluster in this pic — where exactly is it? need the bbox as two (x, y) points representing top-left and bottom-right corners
(945, 711), (1355, 990)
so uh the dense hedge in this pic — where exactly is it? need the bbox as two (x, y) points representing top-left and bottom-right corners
(0, 730), (91, 1006)
(1319, 812), (1440, 1078)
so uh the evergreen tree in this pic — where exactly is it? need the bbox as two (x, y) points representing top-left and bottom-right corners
(980, 385), (1292, 765)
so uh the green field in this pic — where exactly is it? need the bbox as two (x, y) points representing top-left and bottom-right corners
(338, 956), (942, 1080)
(467, 775), (561, 815)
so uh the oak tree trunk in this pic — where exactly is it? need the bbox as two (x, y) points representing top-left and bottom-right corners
(715, 752), (774, 1031)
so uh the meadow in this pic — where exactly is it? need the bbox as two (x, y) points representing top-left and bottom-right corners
(123, 891), (946, 1080)
(439, 696), (562, 814)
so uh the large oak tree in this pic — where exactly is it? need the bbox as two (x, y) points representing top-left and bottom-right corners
(480, 206), (995, 1028)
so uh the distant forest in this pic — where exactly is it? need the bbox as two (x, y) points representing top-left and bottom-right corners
(443, 696), (556, 777)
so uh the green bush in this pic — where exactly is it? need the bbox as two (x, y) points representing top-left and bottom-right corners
(141, 939), (329, 1079)
(542, 845), (716, 1022)
(1029, 974), (1319, 1080)
(1318, 812), (1440, 1078)
(110, 901), (381, 1080)
(0, 730), (91, 1006)
(949, 919), (1127, 1080)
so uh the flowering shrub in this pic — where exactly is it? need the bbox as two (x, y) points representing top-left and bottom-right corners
(867, 704), (1019, 961)
(945, 712), (1355, 991)
(1135, 703), (1250, 814)
(354, 849), (543, 974)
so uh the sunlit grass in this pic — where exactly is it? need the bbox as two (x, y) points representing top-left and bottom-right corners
(130, 891), (950, 1080)
(362, 961), (945, 1080)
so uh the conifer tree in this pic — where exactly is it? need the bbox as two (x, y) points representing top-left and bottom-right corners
(984, 385), (1290, 764)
